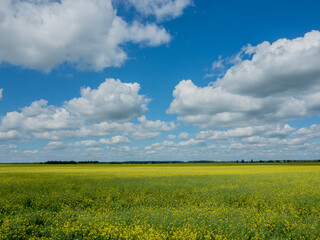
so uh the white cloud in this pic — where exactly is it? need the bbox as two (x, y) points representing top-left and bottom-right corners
(197, 124), (295, 140)
(142, 138), (210, 160)
(148, 140), (175, 147)
(117, 146), (131, 152)
(211, 56), (224, 70)
(0, 78), (177, 141)
(86, 147), (102, 152)
(293, 124), (320, 138)
(205, 52), (246, 79)
(167, 134), (176, 139)
(99, 135), (130, 145)
(128, 116), (177, 140)
(0, 89), (2, 100)
(128, 0), (192, 21)
(23, 149), (38, 154)
(43, 141), (65, 150)
(168, 79), (265, 128)
(145, 150), (156, 155)
(130, 131), (160, 140)
(169, 31), (320, 129)
(178, 138), (205, 147)
(31, 121), (129, 140)
(0, 130), (25, 141)
(137, 116), (176, 131)
(264, 124), (295, 138)
(65, 79), (149, 122)
(0, 144), (19, 158)
(70, 140), (100, 147)
(214, 31), (320, 97)
(207, 144), (217, 149)
(178, 132), (190, 139)
(144, 140), (177, 152)
(242, 136), (268, 144)
(204, 56), (225, 78)
(0, 144), (17, 151)
(126, 21), (171, 46)
(1, 99), (82, 132)
(0, 0), (171, 71)
(27, 116), (176, 141)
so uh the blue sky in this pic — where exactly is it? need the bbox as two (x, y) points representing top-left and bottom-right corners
(1, 0), (320, 162)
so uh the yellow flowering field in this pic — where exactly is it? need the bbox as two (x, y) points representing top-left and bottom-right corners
(1, 163), (320, 239)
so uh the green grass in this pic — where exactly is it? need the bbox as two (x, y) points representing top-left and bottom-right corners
(1, 163), (320, 239)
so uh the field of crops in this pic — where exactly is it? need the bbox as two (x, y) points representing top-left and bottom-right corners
(1, 163), (320, 239)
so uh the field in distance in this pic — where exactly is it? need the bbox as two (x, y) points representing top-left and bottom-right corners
(1, 163), (320, 239)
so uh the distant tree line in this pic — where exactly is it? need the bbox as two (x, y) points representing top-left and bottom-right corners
(43, 161), (100, 164)
(38, 159), (320, 164)
(234, 159), (320, 163)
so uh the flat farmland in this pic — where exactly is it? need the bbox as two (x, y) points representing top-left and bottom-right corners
(1, 163), (320, 239)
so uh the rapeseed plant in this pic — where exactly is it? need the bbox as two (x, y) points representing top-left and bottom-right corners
(0, 163), (320, 239)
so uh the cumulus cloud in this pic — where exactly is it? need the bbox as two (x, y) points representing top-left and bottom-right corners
(128, 116), (177, 140)
(0, 78), (176, 141)
(126, 21), (171, 46)
(0, 144), (17, 152)
(23, 150), (38, 154)
(168, 79), (264, 128)
(31, 121), (129, 140)
(0, 89), (2, 100)
(144, 138), (205, 151)
(178, 138), (205, 147)
(197, 124), (295, 140)
(137, 116), (176, 131)
(1, 99), (82, 132)
(139, 125), (316, 161)
(70, 136), (131, 148)
(0, 130), (24, 141)
(214, 31), (320, 97)
(99, 135), (130, 145)
(0, 144), (18, 158)
(65, 79), (149, 122)
(144, 141), (177, 150)
(144, 140), (177, 152)
(168, 31), (320, 129)
(28, 116), (176, 141)
(130, 131), (161, 140)
(0, 0), (171, 71)
(178, 132), (190, 139)
(43, 141), (65, 150)
(278, 138), (308, 146)
(116, 146), (132, 152)
(242, 136), (268, 144)
(70, 140), (100, 147)
(142, 138), (208, 160)
(167, 134), (176, 139)
(293, 124), (320, 138)
(128, 0), (192, 21)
